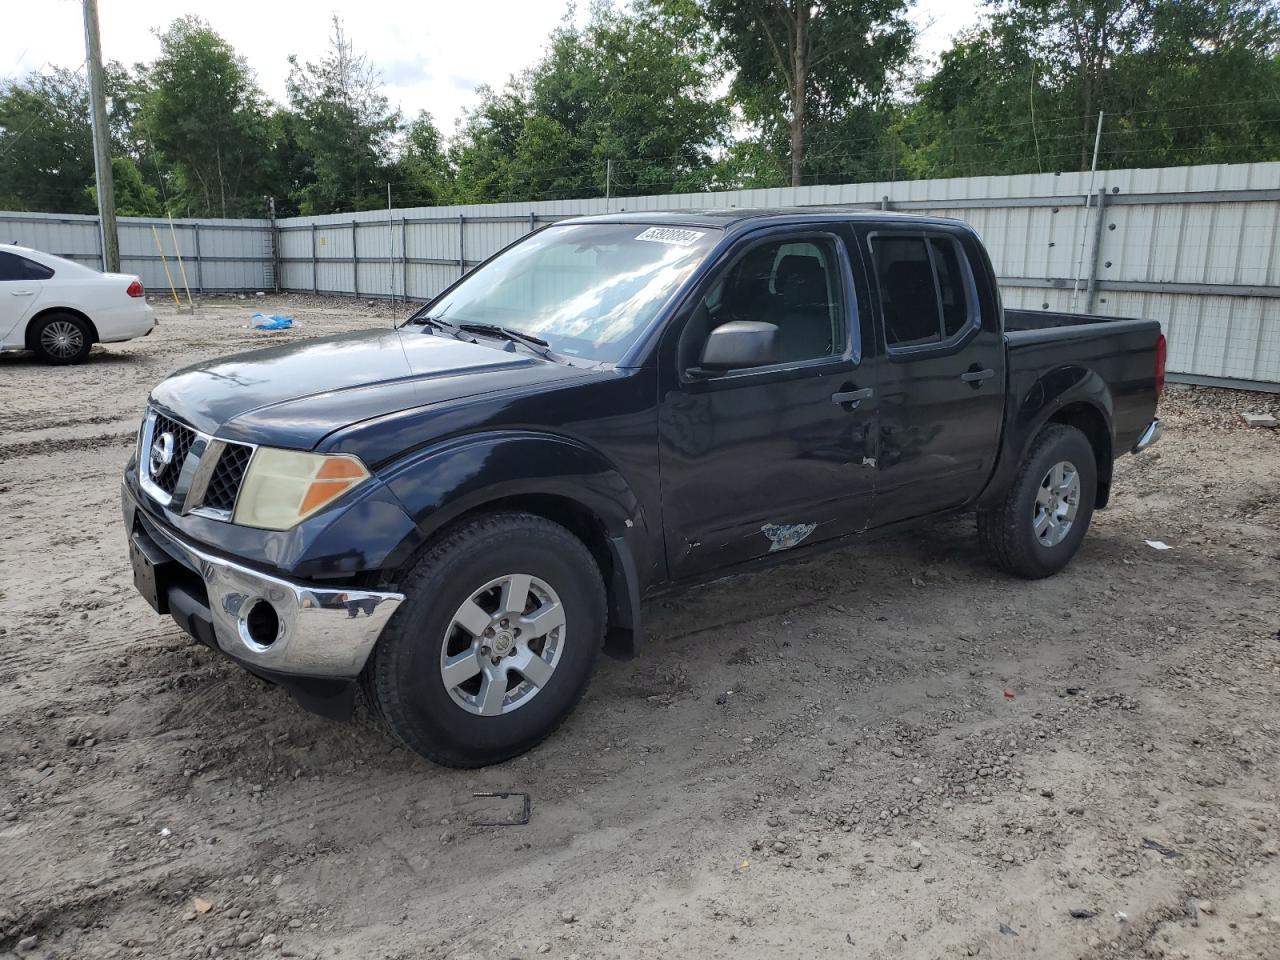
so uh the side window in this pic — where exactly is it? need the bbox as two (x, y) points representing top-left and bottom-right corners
(21, 257), (54, 280)
(930, 238), (969, 338)
(870, 234), (975, 350)
(0, 253), (22, 281)
(682, 235), (847, 369)
(0, 253), (54, 281)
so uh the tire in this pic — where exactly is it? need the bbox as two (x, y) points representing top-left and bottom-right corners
(365, 511), (606, 768)
(30, 312), (93, 365)
(977, 424), (1097, 579)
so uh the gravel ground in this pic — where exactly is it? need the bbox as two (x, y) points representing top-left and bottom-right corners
(1, 296), (1278, 960)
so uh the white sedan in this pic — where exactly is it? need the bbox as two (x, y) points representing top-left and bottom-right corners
(0, 243), (157, 364)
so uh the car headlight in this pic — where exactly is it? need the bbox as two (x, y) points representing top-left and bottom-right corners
(233, 448), (370, 530)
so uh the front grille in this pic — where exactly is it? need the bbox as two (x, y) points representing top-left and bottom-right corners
(203, 443), (253, 513)
(150, 412), (196, 495)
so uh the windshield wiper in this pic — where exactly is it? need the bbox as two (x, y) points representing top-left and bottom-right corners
(457, 322), (552, 354)
(411, 313), (457, 331)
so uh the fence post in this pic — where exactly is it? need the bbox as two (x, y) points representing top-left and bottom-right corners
(458, 214), (465, 278)
(352, 219), (358, 297)
(529, 211), (535, 233)
(1085, 188), (1107, 314)
(311, 223), (318, 294)
(193, 223), (204, 294)
(401, 217), (408, 302)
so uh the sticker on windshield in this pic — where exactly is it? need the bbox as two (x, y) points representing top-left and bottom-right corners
(635, 226), (705, 246)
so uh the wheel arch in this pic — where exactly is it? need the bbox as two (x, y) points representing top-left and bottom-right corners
(26, 305), (100, 349)
(980, 364), (1115, 511)
(375, 431), (650, 656)
(1046, 401), (1113, 507)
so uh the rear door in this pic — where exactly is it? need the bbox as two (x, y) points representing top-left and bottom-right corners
(854, 226), (1004, 525)
(0, 252), (52, 346)
(657, 225), (879, 579)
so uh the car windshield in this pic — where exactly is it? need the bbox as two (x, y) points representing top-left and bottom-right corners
(416, 222), (721, 363)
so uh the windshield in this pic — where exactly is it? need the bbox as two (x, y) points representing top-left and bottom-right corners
(417, 222), (721, 363)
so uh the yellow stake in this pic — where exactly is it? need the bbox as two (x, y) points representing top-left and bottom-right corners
(167, 213), (194, 309)
(150, 223), (181, 308)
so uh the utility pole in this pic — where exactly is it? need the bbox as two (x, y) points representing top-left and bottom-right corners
(604, 159), (612, 205)
(82, 0), (118, 272)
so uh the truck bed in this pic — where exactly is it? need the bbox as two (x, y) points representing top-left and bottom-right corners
(1002, 308), (1163, 458)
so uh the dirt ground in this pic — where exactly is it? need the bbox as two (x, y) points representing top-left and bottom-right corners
(2, 295), (1278, 960)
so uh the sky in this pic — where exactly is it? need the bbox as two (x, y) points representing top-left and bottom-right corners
(5, 0), (981, 135)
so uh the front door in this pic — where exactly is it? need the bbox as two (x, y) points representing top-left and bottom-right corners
(856, 227), (1005, 525)
(657, 227), (878, 579)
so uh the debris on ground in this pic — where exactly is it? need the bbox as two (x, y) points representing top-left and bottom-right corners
(250, 312), (294, 330)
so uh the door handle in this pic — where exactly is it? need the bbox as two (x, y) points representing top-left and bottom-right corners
(10, 289), (35, 296)
(960, 368), (995, 383)
(831, 387), (873, 408)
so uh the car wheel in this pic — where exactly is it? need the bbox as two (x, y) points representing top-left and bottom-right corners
(365, 511), (606, 768)
(30, 313), (93, 365)
(977, 424), (1097, 579)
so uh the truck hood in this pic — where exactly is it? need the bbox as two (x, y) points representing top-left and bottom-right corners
(150, 327), (595, 449)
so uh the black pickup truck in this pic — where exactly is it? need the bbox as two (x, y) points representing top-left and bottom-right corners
(123, 210), (1165, 766)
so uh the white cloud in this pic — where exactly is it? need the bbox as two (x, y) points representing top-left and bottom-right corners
(5, 0), (982, 134)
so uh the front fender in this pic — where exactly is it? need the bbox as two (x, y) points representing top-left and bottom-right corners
(376, 428), (648, 594)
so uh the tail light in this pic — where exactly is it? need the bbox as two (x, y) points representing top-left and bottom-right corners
(126, 279), (145, 298)
(1155, 333), (1167, 401)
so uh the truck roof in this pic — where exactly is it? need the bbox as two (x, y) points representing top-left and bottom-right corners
(557, 208), (971, 232)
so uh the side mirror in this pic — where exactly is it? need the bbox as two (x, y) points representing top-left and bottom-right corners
(695, 320), (779, 373)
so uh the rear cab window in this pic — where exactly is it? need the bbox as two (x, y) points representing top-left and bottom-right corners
(869, 233), (978, 351)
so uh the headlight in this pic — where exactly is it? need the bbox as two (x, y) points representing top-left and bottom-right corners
(233, 448), (370, 530)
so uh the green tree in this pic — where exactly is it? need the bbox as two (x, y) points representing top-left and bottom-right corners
(142, 17), (274, 217)
(286, 17), (400, 214)
(393, 111), (451, 205)
(666, 0), (914, 186)
(88, 156), (162, 216)
(0, 68), (95, 213)
(905, 0), (1280, 178)
(450, 4), (729, 202)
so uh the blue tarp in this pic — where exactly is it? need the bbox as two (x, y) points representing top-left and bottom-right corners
(251, 313), (293, 330)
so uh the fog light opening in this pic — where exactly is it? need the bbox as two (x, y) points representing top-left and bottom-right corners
(242, 598), (281, 650)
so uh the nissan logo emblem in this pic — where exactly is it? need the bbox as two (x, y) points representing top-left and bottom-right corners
(150, 431), (175, 474)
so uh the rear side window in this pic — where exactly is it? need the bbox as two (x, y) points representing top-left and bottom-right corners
(870, 234), (975, 350)
(22, 257), (54, 280)
(0, 252), (54, 280)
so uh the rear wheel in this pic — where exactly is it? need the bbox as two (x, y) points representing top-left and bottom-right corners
(30, 313), (93, 365)
(365, 512), (606, 768)
(978, 424), (1097, 579)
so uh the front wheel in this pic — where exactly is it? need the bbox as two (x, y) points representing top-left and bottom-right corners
(365, 512), (606, 768)
(977, 424), (1097, 579)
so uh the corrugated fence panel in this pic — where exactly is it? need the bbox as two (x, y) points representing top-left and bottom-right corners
(4, 161), (1279, 386)
(0, 211), (272, 292)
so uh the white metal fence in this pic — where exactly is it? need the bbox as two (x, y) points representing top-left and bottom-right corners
(3, 161), (1279, 389)
(0, 211), (274, 292)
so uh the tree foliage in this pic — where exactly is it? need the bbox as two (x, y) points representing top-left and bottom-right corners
(449, 5), (729, 202)
(0, 1), (1278, 217)
(142, 16), (275, 217)
(664, 0), (915, 185)
(286, 17), (401, 214)
(904, 0), (1280, 177)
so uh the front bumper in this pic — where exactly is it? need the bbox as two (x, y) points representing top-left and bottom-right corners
(123, 484), (404, 702)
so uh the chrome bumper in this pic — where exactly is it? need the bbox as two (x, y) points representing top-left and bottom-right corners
(143, 515), (404, 679)
(1132, 418), (1163, 454)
